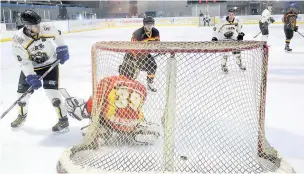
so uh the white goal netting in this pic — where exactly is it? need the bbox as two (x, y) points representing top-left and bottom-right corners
(57, 41), (295, 174)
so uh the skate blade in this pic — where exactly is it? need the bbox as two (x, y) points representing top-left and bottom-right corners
(285, 50), (292, 53)
(11, 123), (25, 132)
(53, 127), (70, 135)
(222, 70), (228, 74)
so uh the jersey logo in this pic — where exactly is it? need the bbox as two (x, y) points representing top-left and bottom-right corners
(31, 52), (49, 64)
(30, 43), (45, 52)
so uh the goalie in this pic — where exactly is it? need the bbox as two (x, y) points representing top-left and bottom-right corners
(64, 58), (161, 150)
(212, 9), (246, 73)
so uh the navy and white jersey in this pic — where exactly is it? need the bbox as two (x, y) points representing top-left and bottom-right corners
(213, 16), (243, 41)
(12, 22), (64, 76)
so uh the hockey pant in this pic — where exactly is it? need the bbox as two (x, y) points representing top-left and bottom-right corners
(284, 26), (294, 46)
(259, 22), (269, 41)
(221, 51), (243, 67)
(120, 53), (157, 83)
(16, 65), (67, 118)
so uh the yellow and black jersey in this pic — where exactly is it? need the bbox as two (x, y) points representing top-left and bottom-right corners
(282, 11), (297, 29)
(131, 27), (160, 42)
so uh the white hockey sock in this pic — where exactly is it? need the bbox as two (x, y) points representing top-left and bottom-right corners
(235, 54), (242, 65)
(17, 93), (30, 116)
(45, 89), (68, 118)
(261, 35), (268, 42)
(221, 55), (228, 66)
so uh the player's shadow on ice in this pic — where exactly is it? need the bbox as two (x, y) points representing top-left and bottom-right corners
(266, 126), (304, 159)
(21, 126), (83, 147)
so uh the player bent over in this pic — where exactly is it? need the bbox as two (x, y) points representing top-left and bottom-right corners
(212, 9), (246, 73)
(259, 3), (275, 42)
(282, 3), (298, 52)
(119, 16), (160, 92)
(64, 59), (161, 151)
(11, 10), (70, 133)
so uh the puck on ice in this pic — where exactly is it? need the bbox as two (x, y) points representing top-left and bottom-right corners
(180, 156), (188, 160)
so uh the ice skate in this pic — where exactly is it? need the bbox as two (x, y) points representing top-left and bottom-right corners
(238, 64), (246, 71)
(285, 45), (292, 52)
(52, 117), (69, 134)
(147, 81), (157, 92)
(221, 65), (228, 74)
(11, 114), (27, 130)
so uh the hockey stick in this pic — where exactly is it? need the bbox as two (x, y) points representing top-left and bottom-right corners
(59, 88), (71, 99)
(1, 60), (60, 120)
(297, 31), (304, 38)
(254, 31), (261, 39)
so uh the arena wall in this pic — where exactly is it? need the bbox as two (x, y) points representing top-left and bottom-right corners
(1, 15), (304, 42)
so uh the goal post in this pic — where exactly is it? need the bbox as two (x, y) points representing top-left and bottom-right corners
(57, 41), (295, 174)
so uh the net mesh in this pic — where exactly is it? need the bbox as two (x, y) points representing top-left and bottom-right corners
(57, 41), (294, 173)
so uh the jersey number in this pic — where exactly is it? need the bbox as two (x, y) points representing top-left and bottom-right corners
(114, 87), (142, 111)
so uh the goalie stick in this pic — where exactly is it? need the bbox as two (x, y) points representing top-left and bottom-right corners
(1, 60), (60, 120)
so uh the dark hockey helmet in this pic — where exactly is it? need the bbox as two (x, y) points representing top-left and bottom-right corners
(21, 10), (41, 25)
(228, 9), (236, 13)
(143, 16), (155, 25)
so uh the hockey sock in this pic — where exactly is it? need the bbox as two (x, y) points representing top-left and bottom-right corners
(45, 89), (68, 119)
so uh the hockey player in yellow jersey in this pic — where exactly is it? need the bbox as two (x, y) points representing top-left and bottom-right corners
(282, 3), (298, 52)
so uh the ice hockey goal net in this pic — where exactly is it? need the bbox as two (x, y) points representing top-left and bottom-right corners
(57, 41), (295, 173)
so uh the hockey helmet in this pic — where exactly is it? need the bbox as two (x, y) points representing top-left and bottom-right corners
(21, 10), (41, 25)
(290, 3), (296, 8)
(143, 16), (155, 25)
(228, 9), (236, 13)
(267, 3), (273, 11)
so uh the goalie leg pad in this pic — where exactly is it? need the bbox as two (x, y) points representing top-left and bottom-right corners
(133, 121), (161, 145)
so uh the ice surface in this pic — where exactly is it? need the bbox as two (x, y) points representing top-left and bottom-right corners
(1, 24), (304, 174)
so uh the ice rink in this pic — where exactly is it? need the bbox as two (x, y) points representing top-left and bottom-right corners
(1, 24), (304, 174)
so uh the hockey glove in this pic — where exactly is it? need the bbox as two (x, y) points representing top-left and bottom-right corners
(212, 37), (218, 41)
(237, 32), (245, 41)
(270, 17), (275, 23)
(65, 97), (89, 121)
(25, 74), (42, 90)
(56, 45), (69, 64)
(294, 26), (298, 32)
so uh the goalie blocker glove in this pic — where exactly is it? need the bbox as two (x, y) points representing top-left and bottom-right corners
(65, 97), (89, 121)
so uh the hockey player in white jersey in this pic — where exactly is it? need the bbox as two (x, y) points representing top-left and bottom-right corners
(11, 10), (70, 133)
(212, 9), (246, 73)
(203, 12), (211, 26)
(259, 3), (275, 42)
